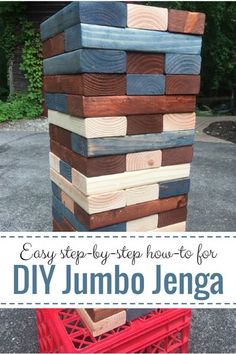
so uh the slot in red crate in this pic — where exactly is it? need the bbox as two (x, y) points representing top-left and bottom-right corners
(37, 308), (191, 353)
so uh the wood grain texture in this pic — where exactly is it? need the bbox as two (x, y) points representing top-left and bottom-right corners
(45, 93), (67, 113)
(43, 49), (126, 75)
(43, 32), (64, 59)
(125, 184), (159, 206)
(127, 4), (168, 31)
(40, 1), (127, 41)
(127, 214), (158, 231)
(158, 206), (187, 227)
(86, 309), (124, 322)
(68, 95), (196, 117)
(163, 112), (196, 131)
(165, 54), (201, 75)
(127, 53), (164, 74)
(168, 9), (205, 35)
(65, 23), (202, 55)
(48, 110), (127, 138)
(159, 178), (190, 199)
(127, 74), (165, 95)
(74, 195), (188, 230)
(44, 74), (126, 96)
(126, 150), (162, 171)
(49, 152), (60, 173)
(49, 124), (71, 149)
(59, 159), (72, 182)
(166, 75), (201, 95)
(161, 146), (193, 166)
(71, 130), (195, 157)
(127, 114), (163, 135)
(61, 190), (74, 214)
(155, 221), (186, 231)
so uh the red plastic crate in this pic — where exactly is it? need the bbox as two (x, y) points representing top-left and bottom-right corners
(37, 308), (191, 353)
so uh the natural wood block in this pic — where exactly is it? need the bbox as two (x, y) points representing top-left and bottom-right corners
(48, 110), (127, 138)
(155, 221), (186, 232)
(165, 54), (201, 75)
(42, 32), (64, 59)
(166, 75), (201, 95)
(49, 152), (60, 173)
(158, 206), (187, 227)
(125, 184), (159, 206)
(168, 9), (205, 35)
(44, 74), (126, 96)
(59, 160), (72, 182)
(127, 214), (158, 231)
(61, 190), (74, 214)
(159, 178), (190, 199)
(163, 112), (196, 131)
(127, 53), (164, 74)
(161, 146), (193, 166)
(127, 4), (168, 31)
(45, 93), (67, 113)
(126, 150), (162, 171)
(49, 124), (71, 149)
(86, 309), (124, 322)
(127, 74), (165, 95)
(127, 114), (163, 135)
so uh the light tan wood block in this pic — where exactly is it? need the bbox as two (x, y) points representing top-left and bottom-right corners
(163, 112), (196, 131)
(61, 190), (74, 213)
(126, 150), (162, 172)
(153, 221), (186, 232)
(48, 109), (127, 138)
(50, 168), (126, 214)
(77, 309), (126, 337)
(72, 164), (191, 196)
(49, 152), (60, 172)
(127, 4), (168, 31)
(127, 214), (158, 231)
(126, 184), (159, 206)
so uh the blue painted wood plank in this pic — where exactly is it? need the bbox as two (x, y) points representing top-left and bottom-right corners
(43, 49), (126, 75)
(59, 160), (72, 182)
(165, 54), (202, 74)
(127, 74), (165, 95)
(51, 181), (61, 200)
(40, 2), (127, 41)
(159, 178), (190, 199)
(71, 130), (195, 157)
(126, 309), (155, 322)
(65, 23), (202, 55)
(52, 206), (63, 225)
(45, 93), (67, 113)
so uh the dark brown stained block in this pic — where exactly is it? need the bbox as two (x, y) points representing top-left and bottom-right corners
(127, 52), (164, 74)
(74, 195), (188, 229)
(168, 9), (205, 35)
(161, 146), (193, 166)
(43, 33), (64, 59)
(50, 139), (126, 177)
(62, 217), (76, 231)
(86, 309), (123, 322)
(44, 74), (126, 96)
(127, 114), (163, 135)
(158, 206), (187, 227)
(49, 124), (71, 149)
(52, 219), (63, 231)
(166, 75), (201, 95)
(68, 95), (196, 117)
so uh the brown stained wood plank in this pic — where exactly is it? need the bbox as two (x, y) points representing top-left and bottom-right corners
(161, 146), (193, 166)
(168, 9), (205, 35)
(127, 4), (168, 31)
(61, 217), (76, 231)
(158, 206), (187, 227)
(166, 75), (201, 95)
(42, 32), (64, 59)
(86, 309), (124, 322)
(127, 114), (163, 135)
(49, 124), (71, 149)
(44, 74), (126, 96)
(68, 95), (196, 117)
(52, 219), (63, 231)
(127, 52), (164, 74)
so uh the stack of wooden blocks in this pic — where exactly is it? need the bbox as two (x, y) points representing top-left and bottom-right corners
(41, 1), (205, 339)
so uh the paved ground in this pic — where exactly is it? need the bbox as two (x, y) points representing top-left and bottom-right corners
(0, 117), (236, 353)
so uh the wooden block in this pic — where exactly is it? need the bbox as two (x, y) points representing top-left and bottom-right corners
(68, 95), (196, 117)
(49, 152), (60, 173)
(61, 217), (76, 232)
(155, 221), (186, 232)
(49, 124), (71, 149)
(161, 146), (193, 166)
(127, 114), (163, 135)
(42, 33), (64, 59)
(44, 74), (126, 96)
(77, 309), (126, 337)
(59, 160), (72, 182)
(50, 168), (126, 215)
(50, 138), (126, 177)
(126, 150), (162, 171)
(52, 218), (63, 232)
(48, 110), (127, 138)
(159, 178), (190, 199)
(40, 2), (127, 41)
(127, 52), (164, 74)
(72, 164), (191, 196)
(158, 206), (187, 227)
(166, 75), (201, 95)
(163, 112), (196, 131)
(127, 74), (165, 95)
(61, 190), (74, 214)
(127, 4), (168, 31)
(168, 9), (205, 35)
(65, 23), (202, 55)
(52, 206), (63, 225)
(51, 181), (61, 200)
(126, 309), (155, 321)
(126, 184), (159, 206)
(86, 309), (124, 322)
(127, 214), (158, 231)
(165, 54), (201, 75)
(74, 195), (188, 230)
(43, 49), (126, 75)
(71, 130), (195, 157)
(45, 93), (67, 113)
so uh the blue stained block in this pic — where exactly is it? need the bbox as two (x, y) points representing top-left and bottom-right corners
(127, 74), (165, 95)
(45, 93), (67, 113)
(71, 133), (88, 157)
(52, 206), (63, 225)
(159, 178), (190, 199)
(165, 54), (202, 74)
(126, 309), (155, 322)
(51, 181), (61, 200)
(59, 160), (72, 182)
